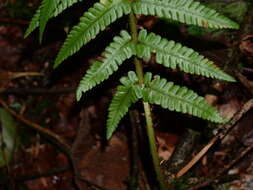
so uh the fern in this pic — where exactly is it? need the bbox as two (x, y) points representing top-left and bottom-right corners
(136, 29), (235, 82)
(76, 30), (135, 101)
(54, 0), (83, 16)
(54, 0), (131, 67)
(24, 0), (83, 38)
(142, 72), (225, 123)
(107, 71), (142, 139)
(132, 0), (239, 29)
(24, 8), (41, 38)
(39, 0), (58, 42)
(26, 1), (240, 188)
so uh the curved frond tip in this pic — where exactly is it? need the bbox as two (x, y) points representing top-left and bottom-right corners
(132, 0), (239, 29)
(136, 29), (235, 82)
(143, 72), (226, 123)
(54, 0), (131, 68)
(76, 30), (135, 101)
(106, 71), (142, 139)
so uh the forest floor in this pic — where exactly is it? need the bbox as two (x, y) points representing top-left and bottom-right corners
(0, 1), (253, 190)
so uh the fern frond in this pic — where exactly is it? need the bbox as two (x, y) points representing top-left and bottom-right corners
(24, 7), (41, 38)
(143, 72), (226, 123)
(132, 0), (239, 29)
(76, 30), (135, 101)
(54, 0), (83, 16)
(54, 0), (131, 67)
(24, 0), (83, 38)
(107, 71), (142, 139)
(136, 30), (235, 82)
(39, 0), (58, 42)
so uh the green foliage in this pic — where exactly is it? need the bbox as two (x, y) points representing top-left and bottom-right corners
(203, 1), (250, 24)
(136, 29), (235, 82)
(76, 30), (135, 100)
(107, 71), (142, 139)
(0, 108), (17, 167)
(132, 0), (239, 29)
(54, 0), (83, 16)
(187, 1), (249, 37)
(26, 0), (238, 139)
(54, 0), (131, 67)
(24, 8), (41, 38)
(142, 72), (225, 123)
(24, 0), (83, 38)
(39, 0), (57, 42)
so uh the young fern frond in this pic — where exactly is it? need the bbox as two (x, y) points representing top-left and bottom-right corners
(143, 72), (226, 123)
(54, 0), (131, 67)
(107, 71), (142, 139)
(132, 0), (239, 29)
(24, 0), (83, 38)
(136, 30), (235, 82)
(76, 30), (135, 101)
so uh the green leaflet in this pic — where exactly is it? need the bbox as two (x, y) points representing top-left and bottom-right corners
(39, 0), (58, 43)
(54, 0), (83, 16)
(143, 72), (226, 123)
(24, 0), (83, 38)
(107, 71), (142, 139)
(0, 108), (17, 167)
(136, 29), (235, 82)
(76, 30), (135, 101)
(24, 8), (41, 38)
(132, 0), (239, 29)
(54, 0), (131, 67)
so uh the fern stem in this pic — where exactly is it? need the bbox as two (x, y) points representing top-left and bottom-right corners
(129, 13), (144, 84)
(129, 11), (167, 190)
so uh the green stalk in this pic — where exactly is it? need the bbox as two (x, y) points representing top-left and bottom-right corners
(129, 12), (168, 190)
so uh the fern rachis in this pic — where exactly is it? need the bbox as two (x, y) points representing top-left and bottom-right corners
(26, 0), (239, 189)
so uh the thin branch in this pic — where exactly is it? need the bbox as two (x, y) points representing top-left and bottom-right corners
(176, 99), (253, 178)
(187, 142), (253, 190)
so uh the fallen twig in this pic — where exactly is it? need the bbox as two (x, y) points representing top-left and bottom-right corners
(187, 142), (253, 190)
(176, 99), (253, 178)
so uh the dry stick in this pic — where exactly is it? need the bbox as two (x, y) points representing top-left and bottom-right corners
(188, 142), (253, 190)
(176, 99), (253, 178)
(9, 72), (43, 79)
(0, 98), (111, 190)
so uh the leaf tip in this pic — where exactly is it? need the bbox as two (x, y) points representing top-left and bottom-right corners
(76, 91), (82, 101)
